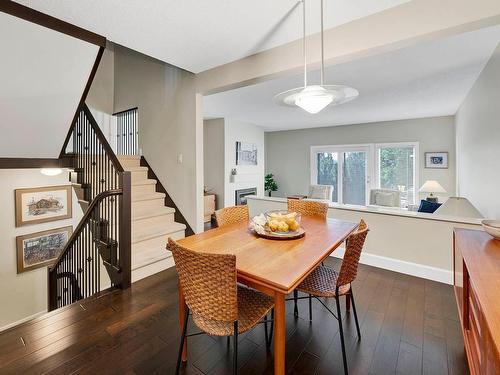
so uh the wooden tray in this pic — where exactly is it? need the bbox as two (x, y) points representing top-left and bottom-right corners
(256, 227), (305, 240)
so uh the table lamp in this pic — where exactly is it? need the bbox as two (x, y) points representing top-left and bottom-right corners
(419, 180), (446, 203)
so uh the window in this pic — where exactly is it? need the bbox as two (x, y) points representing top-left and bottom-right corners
(311, 142), (418, 208)
(311, 145), (371, 205)
(376, 143), (418, 207)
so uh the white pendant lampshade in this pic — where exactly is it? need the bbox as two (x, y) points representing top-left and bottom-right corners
(274, 0), (358, 114)
(275, 85), (358, 114)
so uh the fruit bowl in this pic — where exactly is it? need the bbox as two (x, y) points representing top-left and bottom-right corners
(265, 210), (301, 234)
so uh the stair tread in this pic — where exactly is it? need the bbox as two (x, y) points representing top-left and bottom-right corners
(131, 179), (157, 186)
(132, 252), (172, 271)
(118, 155), (141, 160)
(132, 192), (165, 202)
(124, 166), (148, 172)
(132, 206), (175, 221)
(132, 221), (186, 243)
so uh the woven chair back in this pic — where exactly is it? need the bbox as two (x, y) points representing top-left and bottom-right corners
(337, 219), (369, 287)
(287, 199), (328, 219)
(168, 238), (238, 322)
(215, 205), (249, 227)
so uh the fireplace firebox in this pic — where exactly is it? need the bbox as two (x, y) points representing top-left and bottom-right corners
(235, 188), (257, 205)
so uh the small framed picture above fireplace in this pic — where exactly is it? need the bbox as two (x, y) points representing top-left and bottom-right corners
(236, 141), (258, 166)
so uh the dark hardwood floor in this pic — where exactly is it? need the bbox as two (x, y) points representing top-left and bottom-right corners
(0, 259), (468, 374)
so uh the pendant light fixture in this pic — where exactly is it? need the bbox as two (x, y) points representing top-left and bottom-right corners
(274, 0), (358, 114)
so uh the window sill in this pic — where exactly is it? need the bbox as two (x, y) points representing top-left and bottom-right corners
(246, 195), (482, 225)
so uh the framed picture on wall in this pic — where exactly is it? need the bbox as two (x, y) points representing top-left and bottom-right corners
(16, 226), (73, 273)
(236, 141), (258, 165)
(15, 185), (72, 227)
(425, 152), (448, 169)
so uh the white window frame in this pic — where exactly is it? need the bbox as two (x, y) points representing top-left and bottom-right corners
(310, 144), (374, 205)
(310, 142), (419, 207)
(374, 142), (419, 207)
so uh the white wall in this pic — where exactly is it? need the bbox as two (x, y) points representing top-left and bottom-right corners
(203, 119), (225, 209)
(0, 170), (83, 330)
(265, 116), (456, 201)
(456, 43), (500, 220)
(224, 119), (265, 207)
(113, 45), (203, 232)
(0, 12), (98, 158)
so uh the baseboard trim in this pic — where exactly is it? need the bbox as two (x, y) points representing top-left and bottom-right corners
(330, 248), (453, 285)
(0, 310), (47, 333)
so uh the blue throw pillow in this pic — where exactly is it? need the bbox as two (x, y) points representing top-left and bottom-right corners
(418, 199), (442, 213)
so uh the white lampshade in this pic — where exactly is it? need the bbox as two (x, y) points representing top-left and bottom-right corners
(434, 197), (483, 218)
(295, 86), (334, 114)
(419, 180), (446, 194)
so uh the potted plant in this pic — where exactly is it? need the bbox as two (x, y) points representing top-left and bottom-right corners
(264, 173), (278, 197)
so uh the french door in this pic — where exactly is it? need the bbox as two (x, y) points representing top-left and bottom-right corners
(311, 145), (372, 205)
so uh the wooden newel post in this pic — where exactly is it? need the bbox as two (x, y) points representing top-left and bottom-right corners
(119, 171), (132, 289)
(47, 268), (58, 311)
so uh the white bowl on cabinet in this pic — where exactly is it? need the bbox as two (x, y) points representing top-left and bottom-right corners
(482, 220), (500, 240)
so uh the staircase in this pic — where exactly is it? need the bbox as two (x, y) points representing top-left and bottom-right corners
(118, 155), (186, 282)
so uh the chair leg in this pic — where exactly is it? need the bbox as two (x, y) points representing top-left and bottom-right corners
(345, 294), (351, 311)
(227, 336), (230, 347)
(308, 294), (313, 322)
(293, 290), (299, 317)
(233, 321), (239, 375)
(335, 296), (349, 375)
(350, 288), (361, 340)
(264, 314), (269, 348)
(268, 308), (274, 346)
(176, 307), (190, 375)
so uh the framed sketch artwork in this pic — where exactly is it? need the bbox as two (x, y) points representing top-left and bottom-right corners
(236, 141), (258, 166)
(15, 185), (72, 227)
(16, 226), (73, 273)
(425, 152), (448, 169)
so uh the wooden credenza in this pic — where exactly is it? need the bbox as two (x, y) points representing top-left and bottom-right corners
(453, 229), (500, 374)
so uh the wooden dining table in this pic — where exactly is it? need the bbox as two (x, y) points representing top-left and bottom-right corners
(176, 216), (358, 374)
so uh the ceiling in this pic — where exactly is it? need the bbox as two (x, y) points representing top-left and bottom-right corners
(14, 0), (409, 73)
(203, 25), (500, 131)
(0, 11), (98, 158)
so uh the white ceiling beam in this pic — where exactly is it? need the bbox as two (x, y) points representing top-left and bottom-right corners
(196, 0), (500, 95)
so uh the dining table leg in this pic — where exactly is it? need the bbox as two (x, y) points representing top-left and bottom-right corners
(274, 292), (286, 375)
(178, 284), (188, 362)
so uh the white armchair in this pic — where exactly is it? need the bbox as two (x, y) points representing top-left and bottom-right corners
(369, 189), (401, 208)
(308, 184), (333, 201)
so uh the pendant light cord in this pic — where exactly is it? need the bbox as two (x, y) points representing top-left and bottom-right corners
(320, 0), (324, 85)
(302, 0), (307, 88)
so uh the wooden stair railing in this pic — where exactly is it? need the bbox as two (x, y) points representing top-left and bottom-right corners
(49, 104), (131, 311)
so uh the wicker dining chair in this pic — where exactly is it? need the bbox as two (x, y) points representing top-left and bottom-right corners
(287, 199), (329, 317)
(287, 199), (328, 219)
(168, 238), (274, 375)
(215, 205), (249, 227)
(294, 219), (369, 375)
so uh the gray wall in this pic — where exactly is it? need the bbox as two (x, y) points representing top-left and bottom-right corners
(456, 43), (500, 219)
(113, 45), (201, 231)
(204, 119), (225, 209)
(87, 45), (114, 114)
(265, 116), (456, 199)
